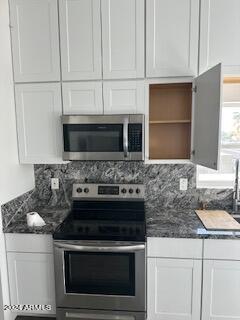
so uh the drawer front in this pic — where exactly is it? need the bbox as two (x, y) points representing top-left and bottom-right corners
(204, 239), (240, 260)
(5, 234), (53, 253)
(147, 237), (203, 259)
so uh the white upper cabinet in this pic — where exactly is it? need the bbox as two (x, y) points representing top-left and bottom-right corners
(62, 82), (103, 114)
(15, 83), (63, 163)
(101, 0), (144, 79)
(103, 81), (145, 114)
(192, 63), (222, 170)
(59, 0), (102, 80)
(9, 0), (60, 82)
(146, 0), (199, 78)
(199, 0), (240, 75)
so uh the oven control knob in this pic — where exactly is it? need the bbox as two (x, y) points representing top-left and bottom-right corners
(84, 188), (89, 193)
(85, 226), (89, 233)
(76, 187), (82, 193)
(136, 188), (141, 194)
(121, 188), (127, 194)
(129, 188), (133, 194)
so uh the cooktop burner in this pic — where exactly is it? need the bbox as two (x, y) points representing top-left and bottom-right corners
(53, 183), (146, 241)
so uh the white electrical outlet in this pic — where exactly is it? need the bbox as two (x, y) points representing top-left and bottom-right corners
(179, 178), (188, 191)
(51, 178), (59, 190)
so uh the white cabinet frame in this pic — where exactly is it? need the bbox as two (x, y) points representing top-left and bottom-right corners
(146, 0), (199, 78)
(145, 64), (222, 170)
(59, 0), (102, 80)
(199, 0), (240, 75)
(101, 0), (144, 79)
(103, 80), (145, 114)
(62, 82), (103, 114)
(15, 83), (63, 163)
(9, 0), (60, 82)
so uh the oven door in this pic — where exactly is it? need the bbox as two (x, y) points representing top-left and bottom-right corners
(62, 115), (129, 161)
(54, 241), (146, 312)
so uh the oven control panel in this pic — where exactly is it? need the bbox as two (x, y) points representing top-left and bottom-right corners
(72, 183), (145, 199)
(69, 221), (145, 240)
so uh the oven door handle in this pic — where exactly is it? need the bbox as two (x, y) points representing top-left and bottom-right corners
(66, 312), (135, 320)
(54, 242), (145, 252)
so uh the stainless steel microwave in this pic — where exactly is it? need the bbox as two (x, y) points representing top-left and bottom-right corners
(62, 114), (144, 161)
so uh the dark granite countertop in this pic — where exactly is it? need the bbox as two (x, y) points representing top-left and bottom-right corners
(3, 207), (70, 234)
(4, 206), (240, 239)
(146, 208), (240, 239)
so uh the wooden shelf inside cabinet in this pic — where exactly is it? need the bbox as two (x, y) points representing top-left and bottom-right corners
(149, 120), (191, 124)
(149, 82), (192, 160)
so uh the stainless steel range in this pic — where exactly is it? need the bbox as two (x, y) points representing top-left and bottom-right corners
(53, 183), (146, 320)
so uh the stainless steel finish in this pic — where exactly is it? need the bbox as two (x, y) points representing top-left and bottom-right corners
(232, 214), (240, 224)
(72, 183), (145, 199)
(62, 114), (144, 161)
(63, 151), (132, 161)
(62, 114), (144, 124)
(123, 117), (129, 158)
(54, 240), (146, 312)
(233, 159), (240, 213)
(54, 241), (145, 252)
(57, 308), (146, 320)
(63, 151), (143, 161)
(66, 312), (135, 319)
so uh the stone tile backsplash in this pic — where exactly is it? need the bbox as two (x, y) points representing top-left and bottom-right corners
(1, 162), (233, 229)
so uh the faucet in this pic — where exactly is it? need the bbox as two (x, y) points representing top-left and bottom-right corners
(233, 159), (240, 212)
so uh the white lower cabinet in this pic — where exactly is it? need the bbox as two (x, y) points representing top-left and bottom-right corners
(202, 260), (240, 320)
(5, 234), (56, 317)
(147, 238), (202, 320)
(148, 258), (202, 320)
(201, 239), (240, 320)
(7, 252), (56, 314)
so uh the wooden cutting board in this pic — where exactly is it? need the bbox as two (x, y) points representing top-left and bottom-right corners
(195, 210), (240, 230)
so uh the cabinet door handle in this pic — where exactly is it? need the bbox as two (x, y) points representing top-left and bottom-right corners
(123, 117), (129, 158)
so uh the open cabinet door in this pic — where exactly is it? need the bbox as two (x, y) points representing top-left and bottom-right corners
(192, 63), (222, 170)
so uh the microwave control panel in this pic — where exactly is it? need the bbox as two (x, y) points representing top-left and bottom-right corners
(128, 124), (142, 152)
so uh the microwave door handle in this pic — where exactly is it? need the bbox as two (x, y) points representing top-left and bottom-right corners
(66, 312), (135, 320)
(55, 242), (145, 252)
(123, 118), (129, 158)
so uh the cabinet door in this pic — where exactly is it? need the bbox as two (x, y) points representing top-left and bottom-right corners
(59, 0), (102, 80)
(101, 0), (144, 79)
(62, 82), (103, 114)
(15, 83), (63, 163)
(9, 0), (60, 82)
(192, 63), (222, 170)
(199, 0), (240, 75)
(146, 0), (199, 77)
(148, 258), (202, 320)
(202, 260), (240, 320)
(103, 81), (144, 114)
(7, 252), (56, 314)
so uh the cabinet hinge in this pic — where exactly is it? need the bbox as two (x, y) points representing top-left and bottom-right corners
(191, 150), (195, 156)
(192, 86), (197, 93)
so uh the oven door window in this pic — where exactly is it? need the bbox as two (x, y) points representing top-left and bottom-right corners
(63, 124), (123, 152)
(64, 252), (135, 296)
